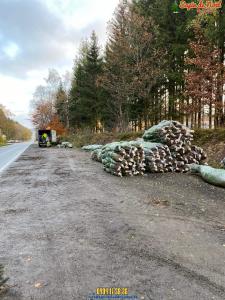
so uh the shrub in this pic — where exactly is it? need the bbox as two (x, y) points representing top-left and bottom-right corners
(0, 136), (5, 146)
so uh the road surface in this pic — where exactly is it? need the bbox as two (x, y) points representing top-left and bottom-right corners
(0, 145), (225, 300)
(0, 142), (32, 173)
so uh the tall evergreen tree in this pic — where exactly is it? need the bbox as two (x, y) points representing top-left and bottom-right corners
(55, 83), (69, 128)
(99, 1), (164, 131)
(69, 33), (104, 131)
(99, 1), (132, 131)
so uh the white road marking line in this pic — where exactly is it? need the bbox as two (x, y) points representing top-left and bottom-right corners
(0, 143), (32, 175)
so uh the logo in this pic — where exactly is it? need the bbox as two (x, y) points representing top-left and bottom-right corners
(87, 288), (138, 300)
(172, 0), (222, 14)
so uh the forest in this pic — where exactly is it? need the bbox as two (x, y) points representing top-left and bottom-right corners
(0, 105), (32, 143)
(32, 0), (225, 133)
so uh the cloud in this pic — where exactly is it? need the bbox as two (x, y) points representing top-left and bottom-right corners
(2, 41), (20, 59)
(0, 73), (45, 114)
(0, 0), (78, 77)
(0, 0), (119, 78)
(0, 0), (119, 123)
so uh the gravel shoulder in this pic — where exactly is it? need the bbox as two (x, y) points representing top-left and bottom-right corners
(0, 144), (225, 300)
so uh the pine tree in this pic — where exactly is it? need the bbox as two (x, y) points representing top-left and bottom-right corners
(69, 33), (104, 131)
(127, 4), (165, 128)
(55, 83), (69, 128)
(99, 1), (131, 131)
(99, 1), (164, 131)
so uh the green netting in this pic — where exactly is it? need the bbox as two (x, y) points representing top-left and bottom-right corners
(91, 149), (102, 162)
(143, 120), (175, 142)
(188, 164), (225, 188)
(100, 140), (145, 176)
(87, 121), (207, 176)
(82, 144), (103, 151)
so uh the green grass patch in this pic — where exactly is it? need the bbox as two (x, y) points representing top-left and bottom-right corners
(194, 128), (225, 146)
(194, 129), (225, 167)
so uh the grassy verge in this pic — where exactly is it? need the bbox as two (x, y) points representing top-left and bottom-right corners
(194, 129), (225, 167)
(0, 136), (6, 147)
(194, 129), (225, 146)
(65, 131), (143, 148)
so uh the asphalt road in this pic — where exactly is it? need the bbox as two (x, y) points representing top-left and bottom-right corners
(1, 145), (225, 300)
(0, 142), (32, 173)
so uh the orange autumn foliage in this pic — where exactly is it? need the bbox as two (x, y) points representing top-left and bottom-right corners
(31, 101), (54, 129)
(47, 115), (67, 136)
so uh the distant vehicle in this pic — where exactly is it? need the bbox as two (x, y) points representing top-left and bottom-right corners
(7, 139), (21, 144)
(37, 130), (57, 147)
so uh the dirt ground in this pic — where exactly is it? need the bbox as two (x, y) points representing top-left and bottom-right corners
(1, 145), (225, 300)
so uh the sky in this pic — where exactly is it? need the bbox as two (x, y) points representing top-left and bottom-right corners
(0, 0), (119, 128)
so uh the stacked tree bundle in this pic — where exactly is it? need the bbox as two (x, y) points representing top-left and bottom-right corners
(142, 142), (173, 173)
(91, 148), (102, 162)
(170, 145), (207, 172)
(143, 120), (194, 146)
(100, 141), (145, 177)
(87, 120), (207, 175)
(142, 120), (207, 172)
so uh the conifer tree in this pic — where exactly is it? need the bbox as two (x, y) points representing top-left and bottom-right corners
(69, 33), (104, 131)
(99, 1), (131, 131)
(55, 83), (69, 128)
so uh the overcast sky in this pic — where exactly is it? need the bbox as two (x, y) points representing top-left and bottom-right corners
(0, 0), (119, 128)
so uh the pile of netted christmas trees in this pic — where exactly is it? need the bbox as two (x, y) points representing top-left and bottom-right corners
(142, 120), (207, 173)
(86, 120), (207, 177)
(93, 141), (146, 177)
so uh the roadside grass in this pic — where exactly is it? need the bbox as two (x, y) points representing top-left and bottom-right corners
(194, 129), (225, 168)
(65, 131), (143, 148)
(0, 136), (6, 147)
(194, 128), (225, 146)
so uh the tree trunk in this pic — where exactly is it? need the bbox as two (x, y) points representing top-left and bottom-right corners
(216, 2), (225, 127)
(209, 100), (212, 129)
